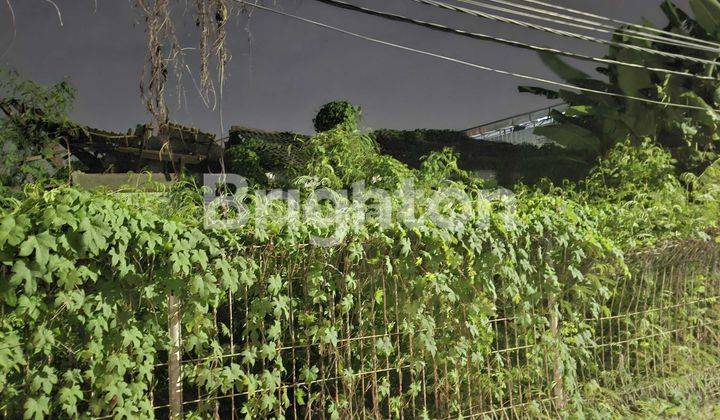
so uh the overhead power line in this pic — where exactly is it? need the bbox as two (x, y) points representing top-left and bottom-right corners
(311, 0), (716, 81)
(515, 0), (720, 49)
(411, 0), (720, 67)
(455, 0), (720, 53)
(487, 0), (720, 50)
(236, 1), (720, 113)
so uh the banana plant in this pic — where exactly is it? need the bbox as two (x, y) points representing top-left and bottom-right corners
(520, 0), (720, 173)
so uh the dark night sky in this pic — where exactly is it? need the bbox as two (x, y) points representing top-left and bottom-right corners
(0, 0), (694, 135)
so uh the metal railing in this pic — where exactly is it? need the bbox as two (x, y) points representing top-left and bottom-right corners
(465, 104), (567, 146)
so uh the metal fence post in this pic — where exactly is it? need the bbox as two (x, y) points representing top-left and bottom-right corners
(168, 293), (183, 419)
(549, 295), (566, 411)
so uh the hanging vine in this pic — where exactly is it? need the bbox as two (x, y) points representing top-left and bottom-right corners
(133, 0), (237, 169)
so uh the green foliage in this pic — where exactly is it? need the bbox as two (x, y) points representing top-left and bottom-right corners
(289, 126), (412, 189)
(226, 141), (264, 182)
(0, 178), (629, 417)
(559, 139), (715, 248)
(2, 75), (720, 418)
(373, 128), (592, 186)
(226, 137), (303, 186)
(0, 69), (76, 186)
(0, 186), (242, 418)
(690, 0), (720, 36)
(520, 1), (720, 172)
(1, 137), (719, 416)
(230, 121), (591, 191)
(312, 100), (361, 133)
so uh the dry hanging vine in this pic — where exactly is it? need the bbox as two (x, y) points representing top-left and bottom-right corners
(133, 0), (235, 168)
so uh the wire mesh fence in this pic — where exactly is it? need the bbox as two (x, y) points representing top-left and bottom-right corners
(149, 236), (720, 419)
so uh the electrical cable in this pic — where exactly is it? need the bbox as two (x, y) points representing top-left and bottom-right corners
(410, 0), (720, 67)
(312, 0), (718, 81)
(515, 0), (720, 49)
(236, 1), (720, 113)
(453, 0), (720, 53)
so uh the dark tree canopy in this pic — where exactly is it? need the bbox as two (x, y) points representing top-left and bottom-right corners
(312, 100), (361, 133)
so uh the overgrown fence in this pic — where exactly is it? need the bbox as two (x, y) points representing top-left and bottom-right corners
(2, 189), (720, 419)
(153, 236), (720, 419)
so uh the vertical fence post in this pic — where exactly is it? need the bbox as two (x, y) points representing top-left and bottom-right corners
(168, 293), (183, 419)
(549, 295), (565, 411)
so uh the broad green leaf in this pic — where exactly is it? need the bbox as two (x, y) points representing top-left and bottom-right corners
(78, 217), (107, 255)
(539, 52), (589, 82)
(0, 215), (27, 247)
(241, 347), (258, 366)
(534, 124), (600, 152)
(19, 236), (39, 258)
(267, 274), (282, 296)
(517, 86), (560, 99)
(321, 327), (338, 347)
(690, 0), (720, 35)
(10, 260), (32, 287)
(614, 50), (653, 97)
(23, 396), (50, 420)
(680, 91), (719, 126)
(374, 289), (384, 305)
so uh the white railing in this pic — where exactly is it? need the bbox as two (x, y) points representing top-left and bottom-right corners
(464, 104), (566, 146)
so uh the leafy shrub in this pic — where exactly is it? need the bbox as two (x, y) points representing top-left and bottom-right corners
(226, 142), (264, 182)
(0, 69), (76, 186)
(2, 71), (720, 420)
(564, 139), (714, 248)
(289, 125), (412, 190)
(226, 137), (303, 186)
(373, 128), (592, 186)
(2, 137), (720, 417)
(416, 147), (483, 187)
(0, 184), (246, 418)
(312, 100), (361, 133)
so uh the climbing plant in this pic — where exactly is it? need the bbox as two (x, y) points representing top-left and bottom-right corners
(2, 135), (719, 417)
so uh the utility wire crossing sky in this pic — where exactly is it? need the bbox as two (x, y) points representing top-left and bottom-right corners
(241, 1), (717, 114)
(0, 0), (698, 135)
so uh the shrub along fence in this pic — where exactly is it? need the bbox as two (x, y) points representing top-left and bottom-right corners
(155, 233), (720, 419)
(1, 188), (719, 418)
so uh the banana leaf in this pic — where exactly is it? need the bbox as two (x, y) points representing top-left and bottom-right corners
(690, 0), (720, 36)
(534, 123), (600, 152)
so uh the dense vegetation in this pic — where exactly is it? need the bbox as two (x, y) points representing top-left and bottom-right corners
(3, 0), (720, 415)
(373, 128), (591, 185)
(2, 116), (720, 417)
(227, 123), (591, 188)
